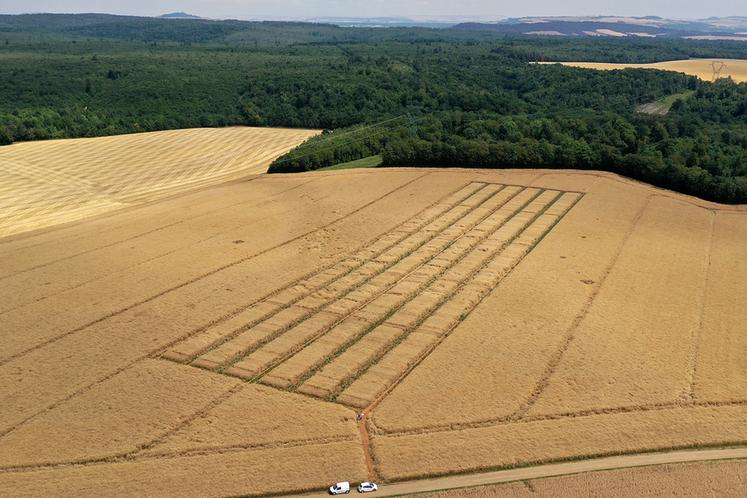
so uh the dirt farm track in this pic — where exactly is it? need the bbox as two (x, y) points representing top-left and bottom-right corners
(1, 161), (746, 496)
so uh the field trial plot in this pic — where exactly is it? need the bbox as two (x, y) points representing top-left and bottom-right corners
(0, 126), (318, 238)
(0, 167), (745, 496)
(162, 182), (582, 407)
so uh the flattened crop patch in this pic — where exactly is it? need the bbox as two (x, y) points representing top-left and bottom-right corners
(161, 182), (583, 407)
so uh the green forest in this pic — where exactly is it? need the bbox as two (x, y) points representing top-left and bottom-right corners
(1, 14), (746, 202)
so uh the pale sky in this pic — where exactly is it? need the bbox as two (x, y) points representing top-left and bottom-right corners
(0, 0), (743, 21)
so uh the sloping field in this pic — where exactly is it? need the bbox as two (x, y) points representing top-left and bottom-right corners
(0, 167), (745, 496)
(0, 126), (318, 238)
(541, 58), (747, 82)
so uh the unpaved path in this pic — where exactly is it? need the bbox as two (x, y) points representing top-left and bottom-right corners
(298, 447), (747, 497)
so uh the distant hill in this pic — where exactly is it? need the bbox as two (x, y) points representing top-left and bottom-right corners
(159, 12), (201, 19)
(306, 17), (456, 28)
(454, 16), (747, 40)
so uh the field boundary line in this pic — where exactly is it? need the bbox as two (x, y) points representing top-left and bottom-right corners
(170, 182), (492, 367)
(509, 194), (654, 420)
(0, 174), (432, 437)
(358, 416), (377, 481)
(683, 210), (716, 403)
(370, 398), (747, 439)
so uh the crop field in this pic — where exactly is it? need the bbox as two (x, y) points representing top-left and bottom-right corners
(542, 58), (747, 82)
(425, 460), (747, 497)
(0, 166), (745, 496)
(0, 126), (318, 238)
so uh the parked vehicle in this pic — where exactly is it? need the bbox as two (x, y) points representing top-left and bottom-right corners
(357, 482), (378, 493)
(329, 481), (350, 495)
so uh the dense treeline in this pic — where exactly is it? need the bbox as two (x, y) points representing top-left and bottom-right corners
(380, 104), (747, 203)
(1, 15), (747, 202)
(274, 78), (747, 202)
(0, 38), (699, 141)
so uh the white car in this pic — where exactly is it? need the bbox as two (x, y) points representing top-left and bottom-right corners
(357, 482), (378, 493)
(329, 481), (351, 495)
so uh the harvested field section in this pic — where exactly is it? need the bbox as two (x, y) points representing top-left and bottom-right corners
(372, 404), (747, 481)
(423, 460), (747, 498)
(0, 440), (368, 497)
(527, 196), (713, 416)
(694, 211), (747, 403)
(373, 180), (649, 431)
(0, 126), (319, 238)
(0, 360), (240, 468)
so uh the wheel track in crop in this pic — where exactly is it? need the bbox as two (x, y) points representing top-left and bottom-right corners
(683, 210), (716, 404)
(510, 194), (654, 420)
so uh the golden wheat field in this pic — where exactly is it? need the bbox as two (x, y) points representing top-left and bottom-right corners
(424, 460), (747, 497)
(0, 126), (318, 238)
(541, 58), (747, 82)
(0, 159), (746, 496)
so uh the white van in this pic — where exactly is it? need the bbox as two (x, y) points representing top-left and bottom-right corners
(329, 481), (351, 495)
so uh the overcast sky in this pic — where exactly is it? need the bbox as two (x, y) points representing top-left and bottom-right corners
(0, 1), (743, 20)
